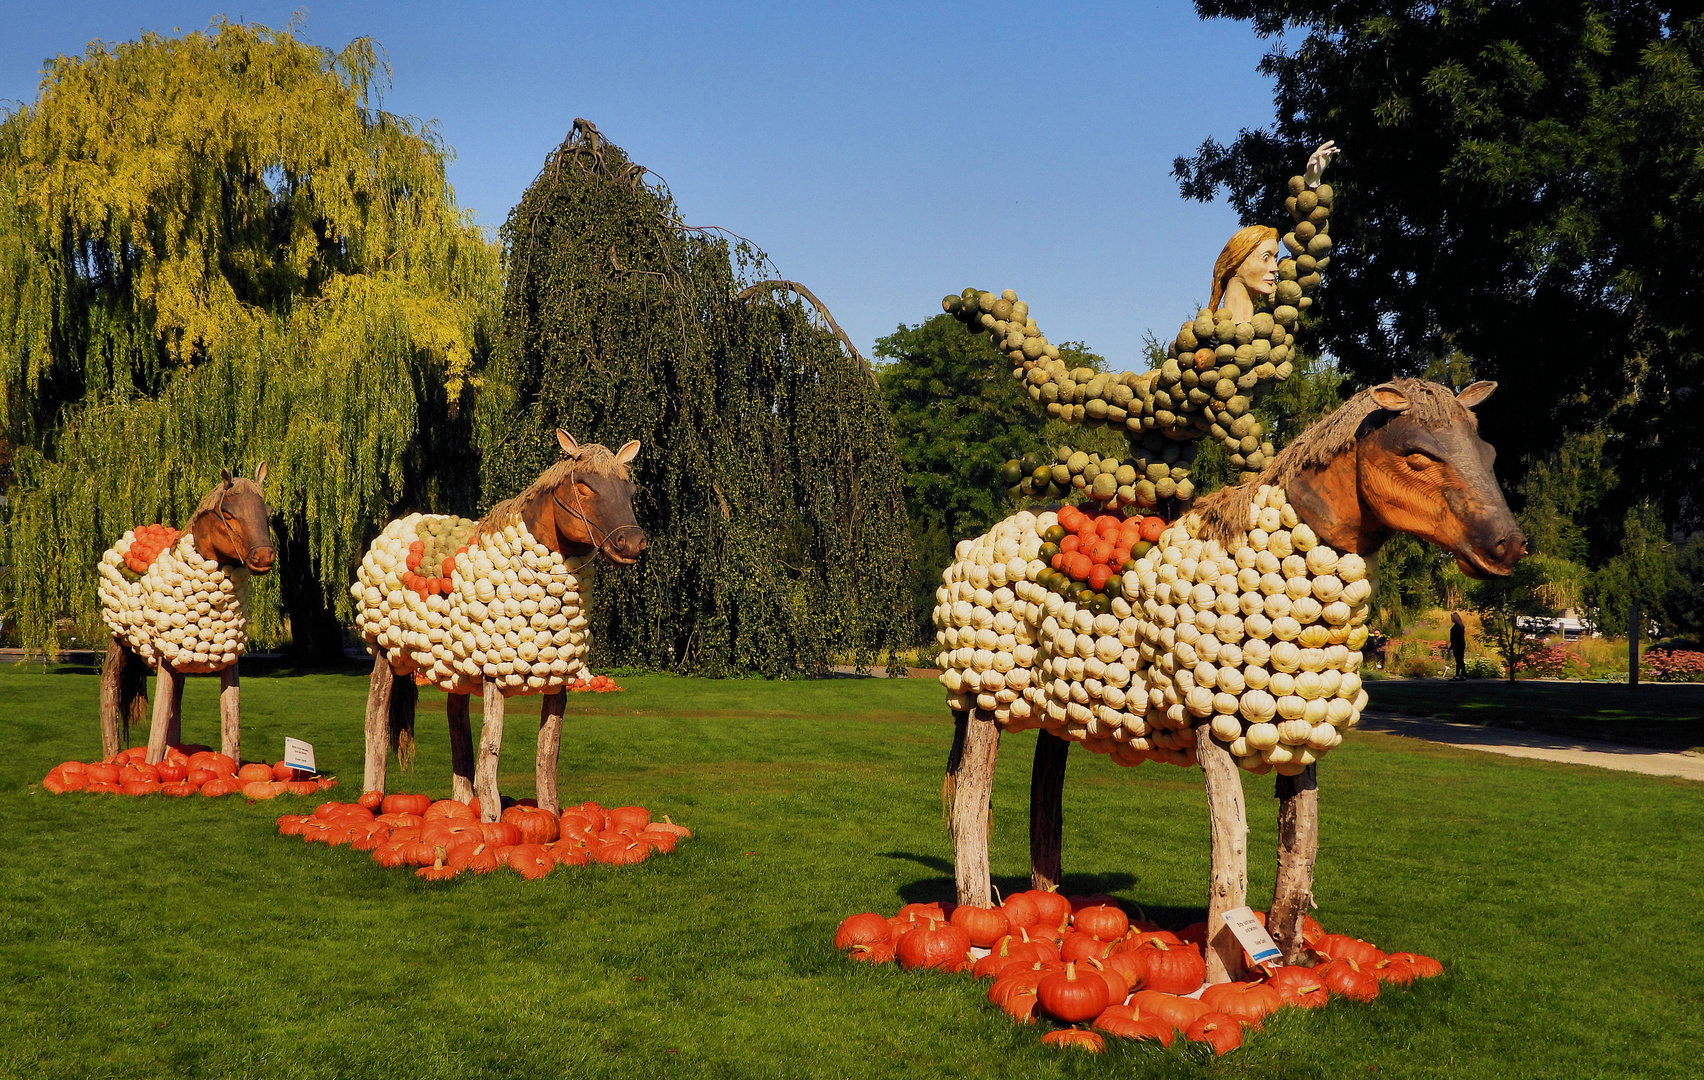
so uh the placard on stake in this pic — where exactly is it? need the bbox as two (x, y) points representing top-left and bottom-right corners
(1222, 905), (1283, 966)
(283, 737), (317, 775)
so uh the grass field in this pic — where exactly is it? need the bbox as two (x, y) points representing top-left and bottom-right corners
(3, 665), (1701, 1078)
(1365, 678), (1704, 750)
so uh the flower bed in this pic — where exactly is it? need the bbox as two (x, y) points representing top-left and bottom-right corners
(275, 795), (690, 880)
(40, 746), (336, 797)
(835, 895), (1439, 1056)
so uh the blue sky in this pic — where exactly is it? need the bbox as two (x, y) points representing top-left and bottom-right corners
(0, 2), (1295, 371)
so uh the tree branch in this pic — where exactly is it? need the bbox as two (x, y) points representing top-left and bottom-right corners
(737, 279), (874, 386)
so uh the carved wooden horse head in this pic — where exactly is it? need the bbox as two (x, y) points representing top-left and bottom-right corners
(189, 463), (276, 574)
(514, 431), (647, 565)
(1274, 380), (1525, 578)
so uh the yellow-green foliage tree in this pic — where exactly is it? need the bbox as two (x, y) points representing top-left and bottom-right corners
(0, 20), (501, 656)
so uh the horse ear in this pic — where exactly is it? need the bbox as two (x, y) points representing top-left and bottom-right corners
(555, 429), (579, 456)
(220, 467), (234, 485)
(615, 440), (642, 467)
(1370, 384), (1412, 414)
(253, 461), (268, 487)
(1455, 381), (1498, 409)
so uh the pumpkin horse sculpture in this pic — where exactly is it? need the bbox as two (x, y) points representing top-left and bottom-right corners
(354, 432), (646, 822)
(936, 379), (1524, 982)
(96, 465), (277, 765)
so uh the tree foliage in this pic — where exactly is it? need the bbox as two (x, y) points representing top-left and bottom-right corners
(1469, 554), (1585, 681)
(875, 315), (1121, 639)
(479, 122), (909, 675)
(1587, 500), (1678, 634)
(0, 20), (501, 656)
(1176, 1), (1704, 528)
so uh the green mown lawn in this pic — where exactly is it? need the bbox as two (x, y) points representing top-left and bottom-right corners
(1365, 678), (1704, 750)
(2, 666), (1700, 1079)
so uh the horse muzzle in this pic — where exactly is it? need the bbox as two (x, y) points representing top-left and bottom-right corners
(1455, 527), (1526, 580)
(247, 547), (277, 575)
(601, 527), (648, 566)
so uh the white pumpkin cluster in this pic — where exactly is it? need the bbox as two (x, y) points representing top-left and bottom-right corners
(98, 532), (251, 673)
(934, 485), (1373, 775)
(351, 514), (591, 697)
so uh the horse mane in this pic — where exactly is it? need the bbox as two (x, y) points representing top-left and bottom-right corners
(189, 476), (263, 524)
(480, 442), (631, 534)
(1193, 379), (1473, 549)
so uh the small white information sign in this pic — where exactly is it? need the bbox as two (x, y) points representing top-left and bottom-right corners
(283, 737), (317, 774)
(1222, 906), (1283, 965)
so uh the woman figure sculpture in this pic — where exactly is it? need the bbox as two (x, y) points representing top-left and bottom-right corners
(944, 141), (1340, 515)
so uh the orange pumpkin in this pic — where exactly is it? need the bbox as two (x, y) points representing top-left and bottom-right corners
(1040, 1029), (1104, 1053)
(1267, 965), (1331, 1008)
(508, 843), (554, 880)
(948, 904), (1009, 949)
(1200, 981), (1282, 1027)
(1093, 1002), (1175, 1045)
(895, 918), (972, 973)
(501, 805), (561, 845)
(1037, 962), (1110, 1023)
(1130, 990), (1210, 1028)
(1317, 958), (1381, 1002)
(1184, 1011), (1242, 1055)
(834, 913), (892, 951)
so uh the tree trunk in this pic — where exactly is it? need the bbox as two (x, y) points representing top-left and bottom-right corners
(99, 639), (144, 759)
(1630, 601), (1641, 687)
(1197, 725), (1249, 984)
(145, 663), (183, 765)
(388, 673), (418, 771)
(447, 692), (475, 803)
(474, 681), (505, 822)
(277, 517), (348, 666)
(219, 665), (240, 764)
(537, 691), (565, 815)
(363, 654), (395, 794)
(1030, 730), (1070, 892)
(946, 711), (1000, 907)
(1270, 764), (1319, 962)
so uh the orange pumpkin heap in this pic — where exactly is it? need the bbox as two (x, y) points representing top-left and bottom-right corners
(831, 896), (1443, 1055)
(276, 797), (687, 881)
(41, 747), (332, 799)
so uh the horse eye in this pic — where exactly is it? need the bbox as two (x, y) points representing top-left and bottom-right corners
(1406, 453), (1434, 471)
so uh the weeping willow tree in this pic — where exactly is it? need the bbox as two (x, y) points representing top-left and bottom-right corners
(479, 121), (909, 675)
(0, 20), (501, 656)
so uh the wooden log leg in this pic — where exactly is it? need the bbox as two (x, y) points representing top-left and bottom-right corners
(447, 693), (474, 804)
(363, 655), (395, 794)
(146, 664), (181, 765)
(1197, 724), (1249, 984)
(1029, 730), (1070, 892)
(389, 675), (418, 772)
(537, 691), (565, 816)
(219, 665), (240, 764)
(474, 681), (505, 822)
(1270, 764), (1320, 962)
(100, 639), (125, 760)
(947, 712), (1001, 907)
(164, 671), (185, 750)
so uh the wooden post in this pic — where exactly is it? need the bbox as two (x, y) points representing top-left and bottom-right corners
(446, 692), (475, 804)
(946, 711), (1000, 907)
(537, 691), (566, 816)
(219, 665), (240, 764)
(1197, 724), (1249, 984)
(1030, 730), (1070, 892)
(1270, 764), (1319, 962)
(363, 654), (394, 794)
(388, 675), (418, 772)
(145, 663), (181, 765)
(100, 639), (126, 760)
(164, 671), (184, 750)
(1629, 601), (1641, 687)
(474, 681), (505, 822)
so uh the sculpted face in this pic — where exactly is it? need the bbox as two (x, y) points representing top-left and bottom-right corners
(1236, 238), (1281, 300)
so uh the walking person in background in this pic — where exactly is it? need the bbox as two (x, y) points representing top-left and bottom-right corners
(1450, 612), (1467, 680)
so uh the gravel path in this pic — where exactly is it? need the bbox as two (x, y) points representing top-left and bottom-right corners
(1355, 711), (1704, 782)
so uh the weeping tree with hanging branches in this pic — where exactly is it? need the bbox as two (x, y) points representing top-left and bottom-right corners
(0, 20), (502, 657)
(478, 121), (909, 676)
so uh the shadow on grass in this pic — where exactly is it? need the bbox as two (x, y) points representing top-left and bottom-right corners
(1364, 679), (1704, 751)
(877, 852), (1206, 923)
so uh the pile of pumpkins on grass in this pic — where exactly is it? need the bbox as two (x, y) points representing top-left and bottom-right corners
(40, 746), (336, 798)
(834, 894), (1439, 1055)
(275, 793), (690, 880)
